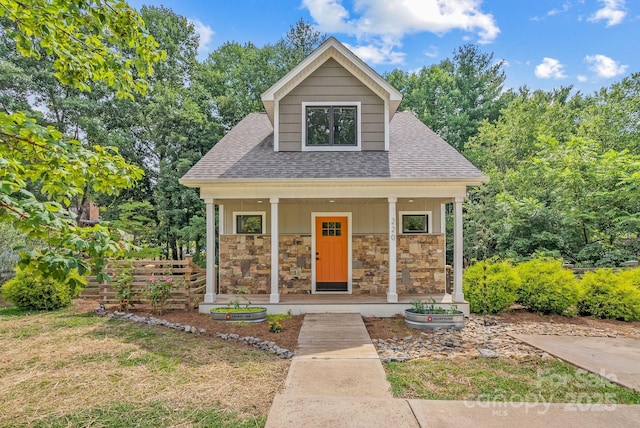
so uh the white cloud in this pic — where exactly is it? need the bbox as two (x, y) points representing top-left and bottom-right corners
(344, 42), (405, 65)
(585, 54), (628, 78)
(189, 19), (215, 57)
(548, 2), (571, 16)
(577, 74), (589, 82)
(535, 57), (567, 79)
(423, 45), (439, 58)
(588, 0), (626, 26)
(302, 0), (500, 64)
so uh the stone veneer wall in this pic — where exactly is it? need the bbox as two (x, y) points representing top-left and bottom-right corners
(219, 233), (444, 295)
(396, 234), (445, 294)
(352, 235), (389, 295)
(279, 235), (312, 294)
(219, 235), (271, 294)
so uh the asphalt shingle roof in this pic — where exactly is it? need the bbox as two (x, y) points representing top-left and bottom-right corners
(181, 111), (486, 182)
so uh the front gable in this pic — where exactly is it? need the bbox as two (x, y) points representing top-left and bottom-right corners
(261, 37), (402, 152)
(279, 58), (384, 151)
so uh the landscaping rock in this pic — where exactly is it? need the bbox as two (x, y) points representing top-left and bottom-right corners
(372, 314), (639, 363)
(479, 348), (499, 358)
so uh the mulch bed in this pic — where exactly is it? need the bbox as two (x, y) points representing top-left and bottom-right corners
(82, 299), (304, 351)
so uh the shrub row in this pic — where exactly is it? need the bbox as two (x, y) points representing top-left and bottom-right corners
(464, 258), (640, 321)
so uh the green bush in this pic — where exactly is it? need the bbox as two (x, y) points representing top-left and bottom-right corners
(577, 270), (640, 321)
(619, 269), (640, 289)
(516, 258), (580, 315)
(464, 259), (519, 314)
(1, 271), (72, 310)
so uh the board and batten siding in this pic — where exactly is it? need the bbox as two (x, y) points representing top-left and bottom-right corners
(220, 200), (447, 235)
(278, 58), (385, 151)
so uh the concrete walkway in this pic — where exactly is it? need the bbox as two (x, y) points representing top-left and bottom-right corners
(265, 314), (640, 427)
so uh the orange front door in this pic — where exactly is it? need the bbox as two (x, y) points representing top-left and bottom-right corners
(315, 216), (348, 292)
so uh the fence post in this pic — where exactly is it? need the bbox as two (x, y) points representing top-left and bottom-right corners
(184, 255), (193, 311)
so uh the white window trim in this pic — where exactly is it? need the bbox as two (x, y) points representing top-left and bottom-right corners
(302, 101), (362, 152)
(311, 212), (353, 294)
(399, 211), (433, 234)
(233, 211), (266, 234)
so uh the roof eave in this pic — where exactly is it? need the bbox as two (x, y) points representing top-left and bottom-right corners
(179, 176), (489, 188)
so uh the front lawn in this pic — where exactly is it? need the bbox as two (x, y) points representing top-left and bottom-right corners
(386, 358), (640, 405)
(0, 302), (289, 427)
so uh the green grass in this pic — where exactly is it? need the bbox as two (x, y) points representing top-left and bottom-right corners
(6, 401), (265, 428)
(386, 358), (640, 404)
(0, 303), (289, 427)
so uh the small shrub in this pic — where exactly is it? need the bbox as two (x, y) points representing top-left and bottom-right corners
(110, 262), (136, 311)
(268, 320), (283, 333)
(147, 276), (175, 314)
(1, 271), (71, 310)
(464, 259), (519, 314)
(516, 258), (580, 315)
(577, 270), (640, 321)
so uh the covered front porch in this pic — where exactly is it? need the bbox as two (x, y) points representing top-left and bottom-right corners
(198, 189), (468, 317)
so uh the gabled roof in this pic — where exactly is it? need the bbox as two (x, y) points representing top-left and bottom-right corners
(180, 112), (487, 184)
(261, 37), (403, 123)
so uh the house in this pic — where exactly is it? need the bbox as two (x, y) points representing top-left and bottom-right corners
(180, 37), (487, 316)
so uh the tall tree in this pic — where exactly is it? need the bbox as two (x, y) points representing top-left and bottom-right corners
(386, 44), (508, 152)
(0, 0), (162, 287)
(201, 19), (326, 130)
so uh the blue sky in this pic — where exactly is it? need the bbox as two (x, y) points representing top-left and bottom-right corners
(128, 0), (638, 94)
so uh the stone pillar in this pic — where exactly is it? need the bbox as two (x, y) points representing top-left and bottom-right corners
(387, 197), (398, 302)
(453, 197), (464, 302)
(270, 198), (280, 303)
(204, 198), (216, 303)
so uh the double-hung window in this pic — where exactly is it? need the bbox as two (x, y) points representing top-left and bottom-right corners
(303, 102), (360, 150)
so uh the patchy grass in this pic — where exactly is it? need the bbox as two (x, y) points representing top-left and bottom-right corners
(386, 358), (640, 404)
(0, 303), (289, 427)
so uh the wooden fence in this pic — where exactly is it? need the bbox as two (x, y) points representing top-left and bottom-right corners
(80, 256), (206, 311)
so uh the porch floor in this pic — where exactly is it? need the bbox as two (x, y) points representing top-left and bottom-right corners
(199, 293), (470, 317)
(212, 293), (450, 305)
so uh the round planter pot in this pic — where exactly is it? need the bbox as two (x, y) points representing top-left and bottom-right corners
(404, 309), (465, 330)
(210, 308), (267, 323)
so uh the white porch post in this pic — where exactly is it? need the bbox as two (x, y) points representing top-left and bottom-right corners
(387, 197), (398, 303)
(270, 198), (280, 303)
(453, 197), (464, 302)
(204, 198), (216, 303)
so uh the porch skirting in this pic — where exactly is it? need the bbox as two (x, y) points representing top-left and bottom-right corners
(219, 234), (445, 296)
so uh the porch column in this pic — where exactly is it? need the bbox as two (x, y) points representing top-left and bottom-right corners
(204, 198), (216, 303)
(387, 197), (398, 303)
(270, 198), (280, 303)
(453, 197), (464, 302)
(441, 203), (448, 293)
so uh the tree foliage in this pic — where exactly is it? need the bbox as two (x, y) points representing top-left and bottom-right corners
(0, 0), (162, 286)
(464, 79), (640, 266)
(386, 44), (508, 152)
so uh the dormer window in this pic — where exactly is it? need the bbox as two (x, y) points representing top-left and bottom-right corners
(302, 102), (361, 151)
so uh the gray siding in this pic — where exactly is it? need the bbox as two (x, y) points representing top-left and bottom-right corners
(221, 199), (447, 235)
(279, 58), (385, 152)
